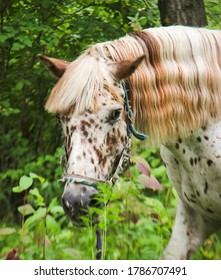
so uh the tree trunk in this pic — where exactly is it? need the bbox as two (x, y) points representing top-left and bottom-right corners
(158, 0), (207, 27)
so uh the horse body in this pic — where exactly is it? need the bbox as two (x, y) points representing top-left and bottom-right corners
(40, 26), (221, 259)
(161, 121), (221, 259)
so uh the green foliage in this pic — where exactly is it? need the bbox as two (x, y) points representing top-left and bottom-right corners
(1, 146), (220, 260)
(0, 0), (159, 223)
(0, 150), (173, 260)
(0, 0), (221, 260)
(12, 175), (33, 193)
(204, 0), (221, 28)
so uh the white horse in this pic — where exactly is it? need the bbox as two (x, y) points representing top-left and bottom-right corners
(40, 26), (221, 259)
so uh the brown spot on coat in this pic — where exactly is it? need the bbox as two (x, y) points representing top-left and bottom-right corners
(101, 157), (107, 168)
(207, 159), (213, 166)
(83, 130), (89, 137)
(111, 135), (117, 145)
(190, 158), (194, 166)
(67, 136), (71, 150)
(206, 208), (214, 214)
(106, 133), (111, 146)
(66, 126), (69, 135)
(94, 145), (102, 161)
(204, 182), (208, 194)
(184, 192), (190, 202)
(174, 158), (179, 165)
(81, 120), (91, 128)
(71, 126), (76, 133)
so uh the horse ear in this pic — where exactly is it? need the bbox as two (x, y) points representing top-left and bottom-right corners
(110, 55), (145, 80)
(38, 54), (70, 78)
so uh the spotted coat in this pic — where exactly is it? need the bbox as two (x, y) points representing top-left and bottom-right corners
(161, 121), (221, 259)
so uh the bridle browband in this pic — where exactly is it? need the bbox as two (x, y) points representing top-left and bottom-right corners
(61, 82), (148, 189)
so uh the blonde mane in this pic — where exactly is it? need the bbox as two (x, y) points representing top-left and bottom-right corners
(46, 26), (221, 146)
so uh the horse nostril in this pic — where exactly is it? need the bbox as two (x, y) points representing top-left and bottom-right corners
(89, 194), (105, 209)
(89, 194), (99, 208)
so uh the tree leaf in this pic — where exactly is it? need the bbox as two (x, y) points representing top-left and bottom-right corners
(138, 174), (163, 190)
(23, 38), (32, 47)
(132, 156), (151, 176)
(11, 42), (23, 51)
(24, 207), (46, 229)
(49, 206), (64, 215)
(46, 215), (60, 235)
(12, 175), (33, 193)
(151, 165), (166, 177)
(12, 176), (33, 193)
(18, 204), (35, 216)
(0, 34), (8, 43)
(29, 188), (45, 206)
(29, 172), (45, 184)
(12, 186), (22, 193)
(19, 175), (33, 190)
(0, 227), (16, 235)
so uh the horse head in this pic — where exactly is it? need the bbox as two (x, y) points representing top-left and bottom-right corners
(39, 52), (145, 226)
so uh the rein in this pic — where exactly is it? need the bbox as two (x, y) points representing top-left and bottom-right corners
(122, 82), (148, 141)
(61, 82), (148, 260)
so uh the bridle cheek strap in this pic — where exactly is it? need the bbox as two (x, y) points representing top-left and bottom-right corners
(61, 147), (130, 189)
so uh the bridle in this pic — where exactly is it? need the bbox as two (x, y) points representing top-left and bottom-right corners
(60, 82), (148, 189)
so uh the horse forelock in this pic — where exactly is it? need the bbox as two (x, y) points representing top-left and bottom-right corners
(45, 50), (122, 115)
(97, 26), (221, 146)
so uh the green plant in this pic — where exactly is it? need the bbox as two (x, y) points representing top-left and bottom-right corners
(0, 149), (175, 260)
(1, 0), (221, 261)
(1, 147), (221, 259)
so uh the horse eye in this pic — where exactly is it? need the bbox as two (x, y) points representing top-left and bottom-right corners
(108, 109), (122, 124)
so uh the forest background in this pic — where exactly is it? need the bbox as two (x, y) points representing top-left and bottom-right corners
(0, 0), (220, 260)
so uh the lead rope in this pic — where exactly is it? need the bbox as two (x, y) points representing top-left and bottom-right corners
(96, 229), (102, 260)
(122, 82), (148, 141)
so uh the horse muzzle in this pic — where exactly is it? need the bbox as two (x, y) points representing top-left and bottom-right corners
(61, 183), (100, 226)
